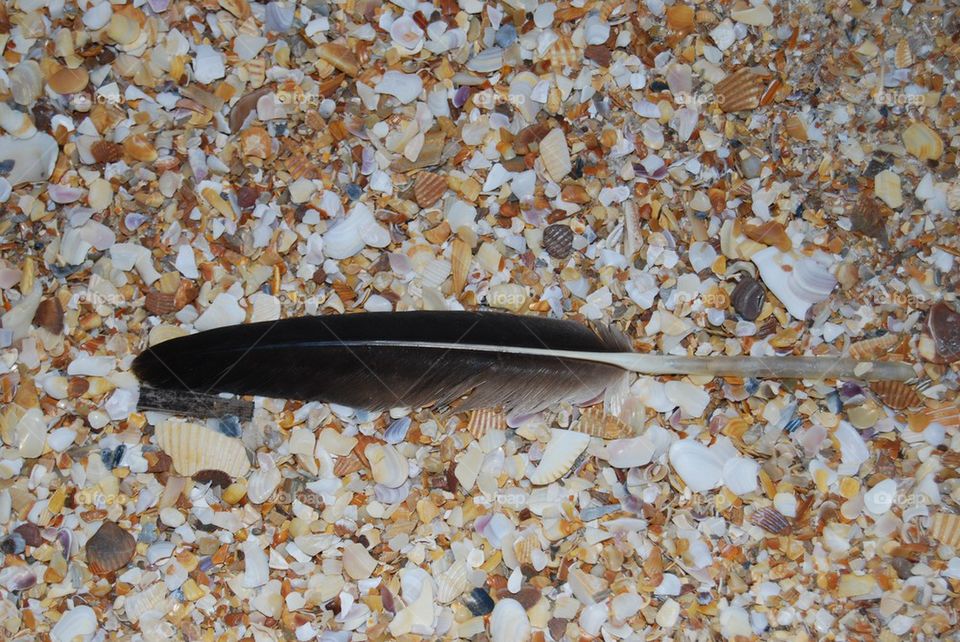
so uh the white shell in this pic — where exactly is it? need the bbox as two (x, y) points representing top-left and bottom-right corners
(374, 71), (423, 104)
(435, 560), (469, 603)
(194, 293), (246, 331)
(603, 435), (655, 468)
(529, 429), (590, 485)
(124, 582), (169, 623)
(721, 457), (759, 496)
(490, 598), (531, 642)
(366, 443), (408, 488)
(247, 453), (282, 504)
(390, 16), (424, 50)
(342, 542), (378, 579)
(540, 127), (572, 183)
(864, 478), (897, 515)
(668, 440), (723, 492)
(155, 420), (250, 478)
(242, 537), (269, 588)
(9, 61), (44, 105)
(51, 605), (98, 642)
(0, 133), (59, 186)
(323, 203), (389, 259)
(0, 104), (37, 139)
(751, 247), (836, 320)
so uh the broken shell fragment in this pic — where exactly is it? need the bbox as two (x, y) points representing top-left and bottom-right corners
(155, 420), (250, 478)
(529, 429), (590, 485)
(919, 302), (960, 364)
(539, 128), (572, 183)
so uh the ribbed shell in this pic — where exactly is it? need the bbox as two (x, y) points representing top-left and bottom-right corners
(848, 334), (901, 360)
(155, 420), (251, 478)
(414, 171), (447, 208)
(466, 408), (506, 439)
(714, 68), (768, 113)
(929, 512), (960, 548)
(870, 380), (922, 410)
(85, 521), (136, 575)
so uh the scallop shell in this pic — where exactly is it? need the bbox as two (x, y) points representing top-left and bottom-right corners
(870, 381), (922, 410)
(124, 582), (169, 623)
(247, 453), (282, 504)
(513, 533), (540, 566)
(414, 171), (447, 208)
(48, 66), (90, 95)
(894, 38), (913, 68)
(436, 560), (469, 603)
(902, 122), (943, 161)
(573, 406), (632, 439)
(529, 429), (590, 485)
(85, 521), (136, 575)
(539, 127), (572, 183)
(466, 408), (506, 439)
(714, 68), (768, 113)
(542, 223), (574, 259)
(333, 452), (364, 477)
(155, 420), (251, 478)
(546, 36), (579, 71)
(848, 334), (901, 361)
(450, 238), (471, 295)
(365, 443), (409, 488)
(490, 598), (531, 642)
(929, 512), (960, 548)
(749, 507), (791, 534)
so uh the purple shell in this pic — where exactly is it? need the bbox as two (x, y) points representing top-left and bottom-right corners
(452, 86), (472, 109)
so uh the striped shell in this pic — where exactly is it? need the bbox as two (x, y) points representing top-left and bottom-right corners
(243, 58), (266, 87)
(333, 452), (364, 477)
(894, 38), (913, 68)
(513, 533), (539, 566)
(436, 561), (469, 603)
(450, 238), (471, 296)
(91, 139), (122, 164)
(749, 507), (791, 534)
(848, 334), (901, 360)
(539, 127), (572, 183)
(929, 512), (960, 548)
(155, 420), (251, 478)
(909, 403), (960, 432)
(572, 406), (633, 439)
(85, 521), (136, 575)
(414, 172), (447, 208)
(714, 68), (768, 113)
(466, 408), (505, 440)
(870, 380), (922, 410)
(529, 429), (590, 485)
(547, 36), (579, 71)
(124, 582), (169, 623)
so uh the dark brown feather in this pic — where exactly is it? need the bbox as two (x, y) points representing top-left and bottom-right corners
(132, 311), (631, 414)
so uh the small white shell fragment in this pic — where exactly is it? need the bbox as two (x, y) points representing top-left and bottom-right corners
(194, 293), (246, 331)
(722, 457), (759, 495)
(324, 203), (388, 259)
(490, 598), (531, 642)
(375, 71), (423, 104)
(0, 133), (60, 186)
(665, 381), (710, 417)
(242, 538), (269, 588)
(864, 478), (897, 515)
(603, 436), (655, 468)
(539, 127), (572, 182)
(342, 542), (378, 579)
(668, 440), (723, 492)
(247, 453), (282, 504)
(529, 429), (590, 485)
(751, 247), (836, 320)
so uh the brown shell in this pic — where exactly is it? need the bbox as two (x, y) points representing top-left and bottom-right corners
(414, 172), (447, 208)
(749, 507), (791, 534)
(572, 406), (632, 439)
(32, 297), (64, 334)
(547, 36), (579, 71)
(48, 66), (90, 95)
(714, 68), (769, 113)
(870, 380), (922, 410)
(91, 140), (123, 164)
(145, 290), (177, 315)
(316, 43), (359, 77)
(894, 38), (913, 68)
(333, 452), (364, 477)
(731, 277), (765, 321)
(193, 469), (232, 488)
(465, 408), (506, 440)
(911, 404), (960, 431)
(925, 302), (960, 364)
(86, 521), (136, 575)
(542, 224), (573, 259)
(450, 238), (471, 296)
(848, 333), (901, 361)
(928, 512), (960, 548)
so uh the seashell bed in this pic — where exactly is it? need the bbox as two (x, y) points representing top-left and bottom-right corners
(0, 0), (958, 639)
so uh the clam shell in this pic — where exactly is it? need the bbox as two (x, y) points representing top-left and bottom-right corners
(124, 582), (169, 623)
(490, 598), (531, 642)
(466, 47), (505, 73)
(870, 381), (922, 410)
(9, 61), (44, 105)
(414, 171), (447, 208)
(51, 606), (97, 642)
(390, 15), (424, 51)
(573, 406), (632, 439)
(466, 408), (505, 439)
(155, 420), (250, 478)
(603, 436), (655, 468)
(749, 507), (791, 534)
(316, 43), (359, 77)
(366, 443), (408, 488)
(714, 68), (768, 113)
(539, 127), (572, 183)
(542, 223), (574, 259)
(668, 440), (722, 492)
(529, 429), (590, 485)
(436, 560), (469, 603)
(48, 67), (90, 95)
(750, 247), (836, 321)
(247, 453), (282, 504)
(929, 512), (960, 548)
(85, 521), (136, 575)
(731, 276), (765, 321)
(848, 333), (901, 360)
